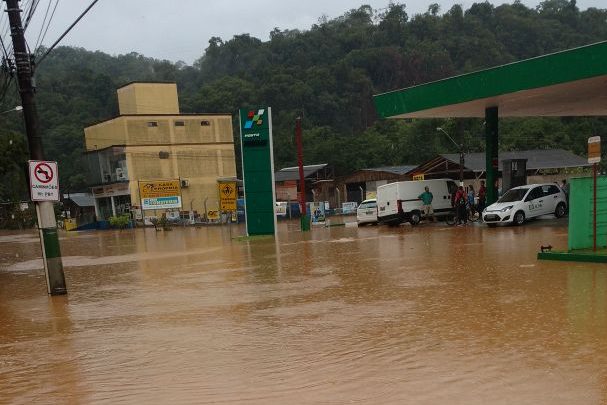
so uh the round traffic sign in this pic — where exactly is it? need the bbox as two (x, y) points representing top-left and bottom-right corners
(34, 162), (54, 184)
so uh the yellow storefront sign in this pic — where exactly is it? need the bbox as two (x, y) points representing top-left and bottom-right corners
(138, 179), (182, 210)
(139, 179), (181, 199)
(412, 173), (425, 181)
(218, 182), (237, 211)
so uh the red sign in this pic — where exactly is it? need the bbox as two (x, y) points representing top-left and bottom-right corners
(29, 160), (59, 201)
(33, 162), (54, 184)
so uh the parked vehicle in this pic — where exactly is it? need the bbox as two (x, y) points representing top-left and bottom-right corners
(482, 183), (567, 226)
(357, 199), (377, 225)
(377, 179), (458, 226)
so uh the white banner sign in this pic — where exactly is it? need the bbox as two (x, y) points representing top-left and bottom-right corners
(342, 202), (358, 214)
(141, 196), (182, 210)
(29, 160), (59, 201)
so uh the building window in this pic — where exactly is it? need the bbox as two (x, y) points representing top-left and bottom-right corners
(201, 120), (211, 126)
(174, 121), (185, 127)
(159, 151), (169, 159)
(147, 121), (158, 127)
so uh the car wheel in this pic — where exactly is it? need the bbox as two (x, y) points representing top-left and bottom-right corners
(555, 202), (566, 218)
(409, 211), (421, 226)
(513, 211), (526, 226)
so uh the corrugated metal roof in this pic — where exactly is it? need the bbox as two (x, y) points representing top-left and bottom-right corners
(441, 149), (589, 172)
(63, 193), (95, 207)
(363, 165), (418, 175)
(274, 164), (328, 182)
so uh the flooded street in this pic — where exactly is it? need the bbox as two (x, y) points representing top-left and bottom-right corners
(1, 220), (607, 404)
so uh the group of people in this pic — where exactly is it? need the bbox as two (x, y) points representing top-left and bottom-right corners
(418, 178), (571, 225)
(418, 181), (487, 225)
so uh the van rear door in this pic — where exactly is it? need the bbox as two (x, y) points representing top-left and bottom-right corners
(377, 183), (399, 219)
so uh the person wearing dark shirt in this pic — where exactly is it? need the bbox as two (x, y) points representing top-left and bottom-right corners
(477, 180), (487, 213)
(454, 186), (467, 225)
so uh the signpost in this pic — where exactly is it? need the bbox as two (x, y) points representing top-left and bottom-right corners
(29, 160), (59, 201)
(589, 136), (601, 251)
(27, 160), (66, 295)
(239, 107), (277, 236)
(138, 179), (182, 210)
(218, 182), (237, 211)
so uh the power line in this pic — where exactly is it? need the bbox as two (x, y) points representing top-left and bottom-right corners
(23, 0), (40, 31)
(37, 0), (99, 66)
(34, 0), (58, 51)
(0, 30), (9, 59)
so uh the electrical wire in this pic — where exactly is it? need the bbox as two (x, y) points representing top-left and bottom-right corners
(23, 0), (40, 31)
(0, 32), (9, 60)
(34, 0), (58, 51)
(37, 0), (99, 66)
(0, 75), (14, 105)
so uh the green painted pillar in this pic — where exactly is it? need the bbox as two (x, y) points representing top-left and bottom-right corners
(485, 106), (499, 205)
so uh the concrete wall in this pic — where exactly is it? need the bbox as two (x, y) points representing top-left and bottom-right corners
(126, 143), (236, 215)
(85, 115), (234, 150)
(117, 83), (179, 115)
(84, 119), (127, 150)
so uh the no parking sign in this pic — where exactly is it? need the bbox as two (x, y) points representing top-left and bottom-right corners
(29, 160), (59, 201)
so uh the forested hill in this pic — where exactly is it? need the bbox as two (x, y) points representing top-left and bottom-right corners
(1, 0), (607, 200)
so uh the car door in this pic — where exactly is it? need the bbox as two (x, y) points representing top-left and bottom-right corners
(524, 186), (546, 218)
(543, 185), (561, 214)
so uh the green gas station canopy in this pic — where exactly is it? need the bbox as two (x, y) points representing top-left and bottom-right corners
(373, 41), (607, 119)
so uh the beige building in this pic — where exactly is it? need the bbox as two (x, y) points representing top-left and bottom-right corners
(84, 82), (237, 220)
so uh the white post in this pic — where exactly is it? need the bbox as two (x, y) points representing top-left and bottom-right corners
(110, 196), (116, 216)
(93, 198), (101, 219)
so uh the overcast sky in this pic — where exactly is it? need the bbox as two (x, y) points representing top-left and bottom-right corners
(16, 0), (607, 65)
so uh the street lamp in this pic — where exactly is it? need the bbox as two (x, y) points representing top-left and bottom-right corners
(436, 127), (464, 186)
(0, 105), (23, 115)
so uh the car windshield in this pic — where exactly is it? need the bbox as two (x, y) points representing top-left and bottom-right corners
(498, 188), (529, 203)
(359, 202), (376, 209)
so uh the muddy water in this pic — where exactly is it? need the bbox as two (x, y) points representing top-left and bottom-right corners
(1, 220), (607, 404)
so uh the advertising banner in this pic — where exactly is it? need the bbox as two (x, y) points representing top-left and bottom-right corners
(412, 173), (425, 181)
(310, 202), (326, 225)
(207, 210), (220, 221)
(139, 179), (182, 210)
(275, 202), (288, 217)
(218, 182), (237, 211)
(342, 202), (358, 214)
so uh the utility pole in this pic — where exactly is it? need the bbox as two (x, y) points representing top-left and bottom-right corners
(437, 127), (465, 186)
(5, 0), (67, 295)
(295, 116), (309, 231)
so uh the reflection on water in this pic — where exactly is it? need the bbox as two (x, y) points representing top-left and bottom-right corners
(1, 221), (607, 404)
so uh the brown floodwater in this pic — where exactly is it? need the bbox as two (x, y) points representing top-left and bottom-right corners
(1, 219), (607, 404)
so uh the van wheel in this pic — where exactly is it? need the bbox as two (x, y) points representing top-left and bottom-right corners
(513, 211), (526, 226)
(409, 211), (421, 226)
(555, 202), (566, 218)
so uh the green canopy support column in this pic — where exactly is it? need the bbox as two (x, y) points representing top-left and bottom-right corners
(485, 106), (499, 205)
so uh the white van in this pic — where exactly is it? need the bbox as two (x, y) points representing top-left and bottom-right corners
(377, 179), (458, 225)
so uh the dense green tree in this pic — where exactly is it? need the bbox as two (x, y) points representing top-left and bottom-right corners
(0, 1), (606, 201)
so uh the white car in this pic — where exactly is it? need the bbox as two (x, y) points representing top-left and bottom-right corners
(483, 183), (567, 226)
(357, 199), (378, 225)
